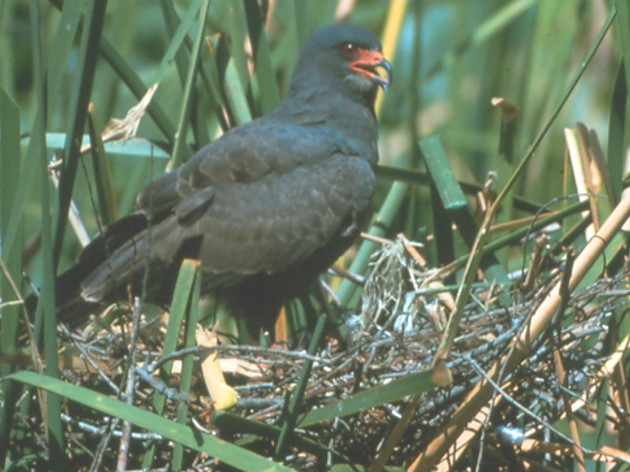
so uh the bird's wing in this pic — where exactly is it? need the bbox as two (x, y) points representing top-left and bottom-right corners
(80, 120), (374, 302)
(196, 150), (374, 275)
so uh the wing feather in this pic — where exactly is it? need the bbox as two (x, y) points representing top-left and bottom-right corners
(79, 120), (374, 303)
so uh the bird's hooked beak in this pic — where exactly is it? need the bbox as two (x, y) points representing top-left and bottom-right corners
(350, 49), (393, 92)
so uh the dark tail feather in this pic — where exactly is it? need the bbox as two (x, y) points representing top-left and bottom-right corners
(25, 261), (102, 328)
(26, 213), (152, 326)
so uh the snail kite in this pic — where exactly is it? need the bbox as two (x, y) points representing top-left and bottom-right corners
(53, 24), (392, 327)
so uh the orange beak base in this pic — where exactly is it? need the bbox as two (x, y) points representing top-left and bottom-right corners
(350, 49), (393, 92)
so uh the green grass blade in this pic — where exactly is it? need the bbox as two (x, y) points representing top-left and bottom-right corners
(227, 2), (252, 108)
(420, 135), (468, 267)
(26, 133), (171, 159)
(0, 88), (21, 377)
(607, 62), (626, 202)
(2, 108), (44, 259)
(161, 260), (199, 380)
(158, 0), (211, 149)
(172, 261), (201, 469)
(298, 369), (436, 428)
(51, 0), (108, 271)
(87, 104), (118, 225)
(144, 259), (198, 469)
(493, 100), (518, 264)
(0, 87), (25, 467)
(375, 165), (544, 214)
(6, 371), (296, 472)
(294, 0), (309, 43)
(40, 139), (65, 469)
(244, 0), (281, 114)
(213, 411), (350, 462)
(155, 0), (205, 84)
(46, 0), (87, 115)
(275, 314), (327, 459)
(170, 0), (211, 169)
(159, 0), (194, 86)
(420, 135), (508, 289)
(616, 0), (630, 98)
(223, 57), (254, 125)
(214, 34), (253, 126)
(609, 0), (630, 199)
(420, 135), (474, 219)
(0, 0), (15, 95)
(29, 1), (65, 467)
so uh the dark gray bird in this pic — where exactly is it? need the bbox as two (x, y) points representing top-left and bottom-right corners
(53, 24), (392, 329)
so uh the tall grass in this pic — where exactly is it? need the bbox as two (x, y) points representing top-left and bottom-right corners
(0, 0), (627, 469)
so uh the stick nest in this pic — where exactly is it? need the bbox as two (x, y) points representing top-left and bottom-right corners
(26, 238), (630, 470)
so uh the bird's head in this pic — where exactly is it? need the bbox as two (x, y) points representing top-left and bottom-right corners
(288, 24), (393, 106)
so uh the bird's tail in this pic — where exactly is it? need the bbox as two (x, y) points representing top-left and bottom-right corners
(25, 260), (103, 327)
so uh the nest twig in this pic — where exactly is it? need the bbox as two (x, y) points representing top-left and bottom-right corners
(17, 231), (628, 471)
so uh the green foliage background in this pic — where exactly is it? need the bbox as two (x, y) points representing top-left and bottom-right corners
(1, 0), (622, 273)
(0, 0), (628, 470)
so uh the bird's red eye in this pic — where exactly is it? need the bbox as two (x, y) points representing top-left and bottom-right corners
(341, 42), (356, 56)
